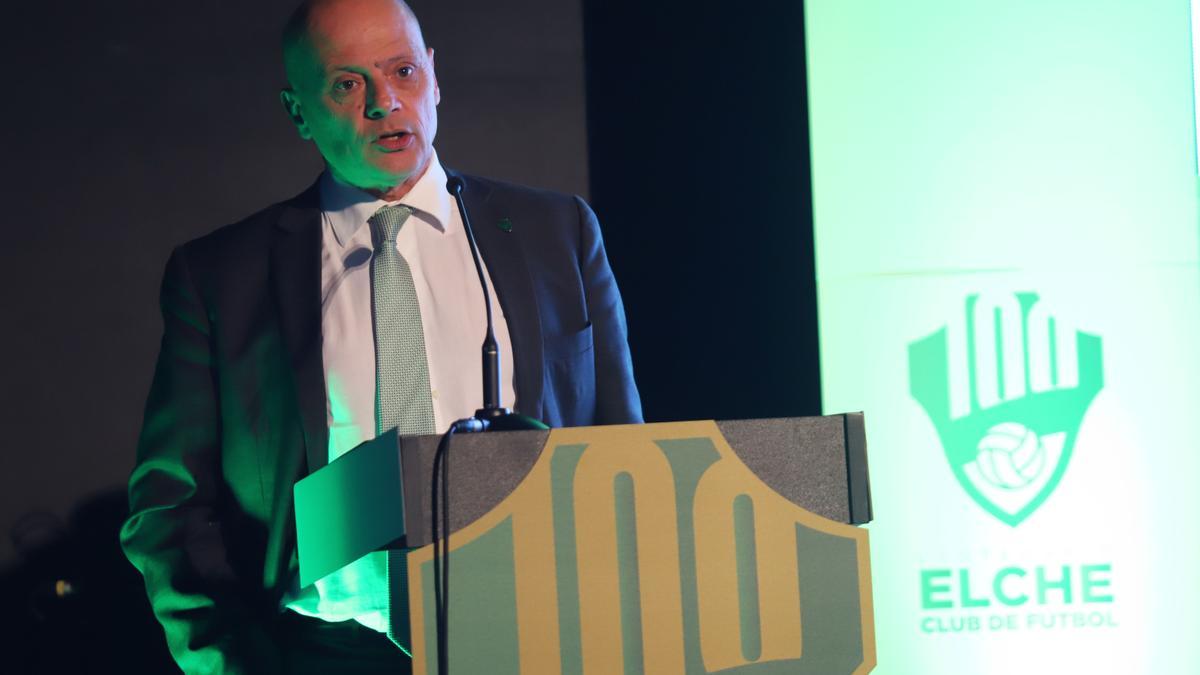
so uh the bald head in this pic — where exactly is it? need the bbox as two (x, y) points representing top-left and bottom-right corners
(282, 0), (426, 89)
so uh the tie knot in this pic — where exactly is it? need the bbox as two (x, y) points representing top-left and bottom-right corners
(369, 205), (414, 248)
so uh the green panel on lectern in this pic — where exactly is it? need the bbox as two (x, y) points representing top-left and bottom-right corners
(419, 518), (520, 675)
(294, 429), (405, 587)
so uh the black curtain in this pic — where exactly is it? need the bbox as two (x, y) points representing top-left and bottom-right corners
(583, 1), (821, 422)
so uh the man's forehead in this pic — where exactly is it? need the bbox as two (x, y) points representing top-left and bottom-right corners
(285, 0), (425, 64)
(297, 0), (414, 22)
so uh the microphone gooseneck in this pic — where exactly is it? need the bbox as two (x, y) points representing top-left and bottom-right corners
(444, 174), (549, 432)
(446, 175), (502, 413)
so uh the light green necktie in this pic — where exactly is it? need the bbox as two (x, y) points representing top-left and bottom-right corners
(370, 204), (435, 436)
(369, 204), (434, 654)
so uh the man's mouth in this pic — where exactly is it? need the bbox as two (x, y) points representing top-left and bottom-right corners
(374, 131), (414, 151)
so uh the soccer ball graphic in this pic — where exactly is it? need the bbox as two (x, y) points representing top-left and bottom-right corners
(972, 422), (1046, 489)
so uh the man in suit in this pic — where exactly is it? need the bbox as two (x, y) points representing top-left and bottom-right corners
(119, 0), (641, 672)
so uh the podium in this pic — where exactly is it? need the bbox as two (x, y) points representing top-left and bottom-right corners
(294, 416), (875, 674)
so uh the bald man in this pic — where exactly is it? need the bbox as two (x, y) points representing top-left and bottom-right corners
(119, 0), (641, 672)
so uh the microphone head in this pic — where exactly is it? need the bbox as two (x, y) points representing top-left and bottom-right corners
(446, 175), (466, 195)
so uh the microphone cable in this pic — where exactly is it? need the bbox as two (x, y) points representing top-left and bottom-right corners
(431, 417), (488, 673)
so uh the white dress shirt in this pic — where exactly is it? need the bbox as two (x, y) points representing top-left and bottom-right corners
(285, 152), (516, 632)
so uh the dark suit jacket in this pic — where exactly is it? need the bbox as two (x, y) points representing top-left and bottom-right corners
(119, 173), (642, 674)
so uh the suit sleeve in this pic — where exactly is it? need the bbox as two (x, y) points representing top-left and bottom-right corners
(575, 196), (644, 424)
(119, 248), (280, 675)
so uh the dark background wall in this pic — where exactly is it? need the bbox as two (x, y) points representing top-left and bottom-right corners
(0, 0), (816, 669)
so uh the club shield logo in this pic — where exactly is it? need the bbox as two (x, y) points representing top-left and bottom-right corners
(909, 292), (1103, 526)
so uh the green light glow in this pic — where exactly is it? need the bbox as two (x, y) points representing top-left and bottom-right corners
(807, 0), (1200, 672)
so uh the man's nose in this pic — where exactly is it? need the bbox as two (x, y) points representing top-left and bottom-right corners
(365, 82), (401, 119)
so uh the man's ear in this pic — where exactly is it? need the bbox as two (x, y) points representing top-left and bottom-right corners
(280, 89), (313, 140)
(428, 47), (440, 106)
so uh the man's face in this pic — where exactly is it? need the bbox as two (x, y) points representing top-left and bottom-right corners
(282, 0), (439, 196)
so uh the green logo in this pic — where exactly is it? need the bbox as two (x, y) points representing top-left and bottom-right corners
(909, 292), (1103, 526)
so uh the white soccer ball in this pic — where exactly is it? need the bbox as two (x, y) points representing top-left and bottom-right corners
(973, 422), (1045, 489)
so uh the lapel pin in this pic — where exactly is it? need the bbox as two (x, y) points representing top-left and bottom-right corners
(498, 217), (513, 233)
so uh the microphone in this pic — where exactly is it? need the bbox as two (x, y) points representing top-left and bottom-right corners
(445, 174), (548, 432)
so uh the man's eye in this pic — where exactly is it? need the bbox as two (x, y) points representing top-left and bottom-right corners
(333, 79), (359, 92)
(397, 66), (414, 78)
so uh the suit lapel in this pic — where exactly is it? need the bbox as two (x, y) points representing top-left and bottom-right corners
(270, 186), (329, 474)
(459, 173), (546, 420)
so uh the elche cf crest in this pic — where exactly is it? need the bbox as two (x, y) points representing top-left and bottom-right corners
(908, 292), (1103, 526)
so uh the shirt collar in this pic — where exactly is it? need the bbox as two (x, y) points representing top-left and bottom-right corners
(318, 150), (455, 247)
